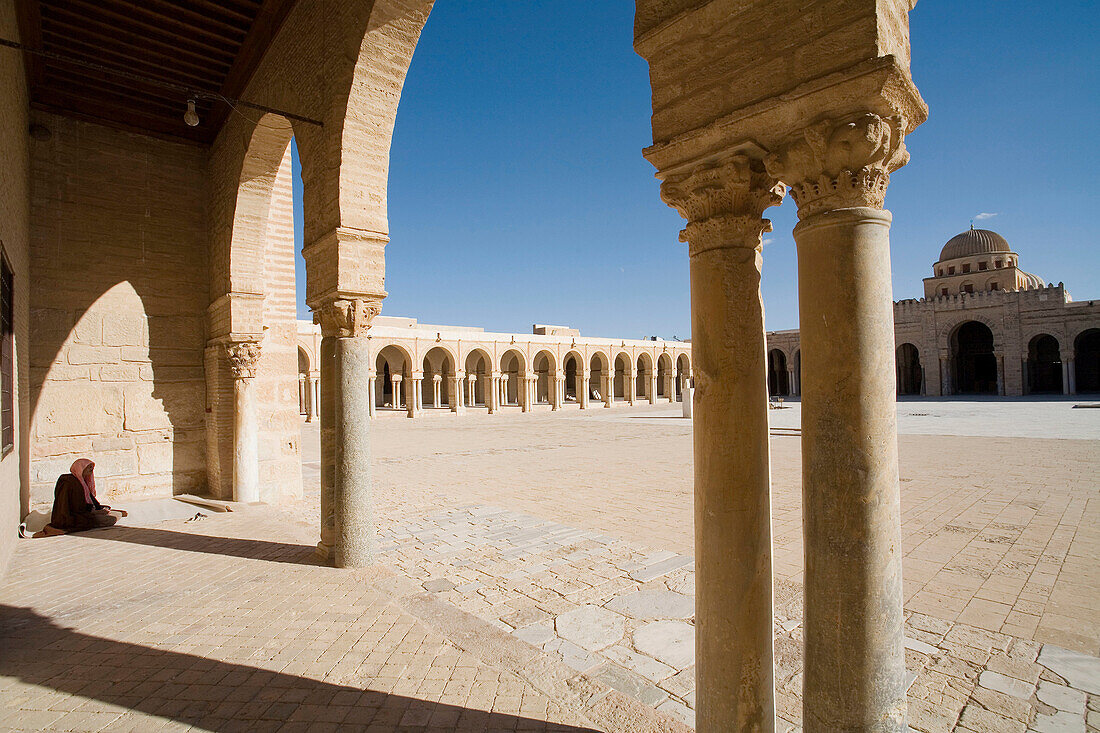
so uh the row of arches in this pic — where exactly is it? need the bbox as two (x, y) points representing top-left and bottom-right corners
(298, 340), (694, 415)
(894, 323), (1100, 395)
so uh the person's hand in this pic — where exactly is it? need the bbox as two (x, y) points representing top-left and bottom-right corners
(115, 509), (128, 517)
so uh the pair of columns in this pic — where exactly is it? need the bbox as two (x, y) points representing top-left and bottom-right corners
(660, 114), (911, 731)
(299, 372), (319, 422)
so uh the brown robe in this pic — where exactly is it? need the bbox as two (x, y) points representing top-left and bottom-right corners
(50, 474), (116, 532)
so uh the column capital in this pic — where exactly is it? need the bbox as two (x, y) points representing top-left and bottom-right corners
(764, 112), (910, 219)
(313, 295), (383, 338)
(432, 374), (443, 382)
(226, 340), (262, 379)
(660, 153), (784, 256)
(390, 373), (403, 383)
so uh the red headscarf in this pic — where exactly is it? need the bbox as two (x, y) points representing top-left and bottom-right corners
(70, 458), (96, 505)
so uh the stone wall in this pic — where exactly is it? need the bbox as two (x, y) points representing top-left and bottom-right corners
(0, 0), (31, 573)
(27, 114), (208, 506)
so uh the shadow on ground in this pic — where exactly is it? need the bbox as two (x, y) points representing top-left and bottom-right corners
(75, 525), (322, 566)
(0, 605), (599, 732)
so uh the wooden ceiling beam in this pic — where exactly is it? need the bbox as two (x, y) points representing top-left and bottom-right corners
(41, 5), (237, 69)
(13, 0), (45, 87)
(40, 15), (233, 79)
(128, 0), (252, 39)
(40, 31), (218, 90)
(207, 0), (300, 135)
(60, 0), (245, 57)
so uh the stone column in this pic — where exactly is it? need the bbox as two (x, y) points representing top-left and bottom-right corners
(767, 113), (913, 732)
(487, 372), (499, 414)
(408, 377), (421, 417)
(626, 371), (636, 405)
(939, 353), (952, 396)
(660, 155), (783, 731)
(391, 374), (403, 410)
(317, 297), (382, 569)
(367, 375), (376, 418)
(317, 336), (336, 559)
(453, 372), (466, 414)
(551, 372), (562, 410)
(468, 375), (478, 406)
(305, 376), (316, 422)
(226, 341), (263, 504)
(648, 373), (658, 404)
(666, 373), (675, 403)
(995, 353), (1005, 396)
(1067, 356), (1077, 394)
(1061, 351), (1071, 395)
(786, 367), (796, 397)
(604, 373), (613, 408)
(433, 374), (442, 407)
(578, 373), (589, 409)
(527, 375), (538, 410)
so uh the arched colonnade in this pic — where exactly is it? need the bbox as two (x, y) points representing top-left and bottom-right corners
(297, 327), (693, 418)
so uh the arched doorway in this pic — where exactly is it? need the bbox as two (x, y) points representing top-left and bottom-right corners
(895, 343), (922, 396)
(952, 321), (997, 394)
(768, 349), (789, 396)
(376, 345), (412, 409)
(465, 350), (492, 407)
(636, 354), (652, 400)
(1026, 335), (1062, 394)
(1075, 329), (1100, 393)
(676, 354), (690, 400)
(298, 347), (311, 415)
(614, 353), (631, 401)
(563, 352), (581, 403)
(533, 351), (555, 404)
(422, 346), (455, 408)
(657, 353), (673, 399)
(590, 352), (610, 404)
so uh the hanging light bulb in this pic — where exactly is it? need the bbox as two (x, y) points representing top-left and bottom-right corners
(183, 98), (200, 127)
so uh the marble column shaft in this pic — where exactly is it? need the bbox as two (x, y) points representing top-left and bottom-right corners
(227, 341), (262, 504)
(335, 335), (373, 567)
(767, 112), (913, 732)
(317, 336), (337, 558)
(661, 155), (781, 732)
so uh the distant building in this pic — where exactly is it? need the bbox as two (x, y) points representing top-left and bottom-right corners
(766, 228), (1100, 397)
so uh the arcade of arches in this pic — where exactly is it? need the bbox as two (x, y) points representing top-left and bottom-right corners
(7, 1), (1094, 731)
(295, 317), (693, 419)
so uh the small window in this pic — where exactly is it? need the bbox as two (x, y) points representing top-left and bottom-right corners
(940, 287), (949, 296)
(962, 263), (971, 273)
(963, 283), (974, 294)
(1, 247), (13, 457)
(936, 268), (942, 276)
(978, 261), (987, 271)
(994, 260), (1002, 268)
(948, 266), (956, 275)
(990, 282), (999, 291)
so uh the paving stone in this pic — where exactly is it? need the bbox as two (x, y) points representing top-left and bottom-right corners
(633, 621), (695, 669)
(1038, 646), (1100, 695)
(512, 623), (554, 648)
(629, 556), (693, 583)
(554, 605), (624, 652)
(905, 636), (940, 656)
(421, 578), (456, 592)
(605, 590), (693, 620)
(592, 664), (669, 707)
(1036, 681), (1087, 715)
(602, 644), (676, 682)
(499, 607), (551, 629)
(544, 638), (602, 673)
(1030, 710), (1086, 733)
(657, 698), (695, 726)
(979, 670), (1035, 700)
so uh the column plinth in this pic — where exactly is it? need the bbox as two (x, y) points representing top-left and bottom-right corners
(660, 153), (782, 731)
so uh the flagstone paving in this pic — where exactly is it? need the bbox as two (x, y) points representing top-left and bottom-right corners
(3, 398), (1098, 731)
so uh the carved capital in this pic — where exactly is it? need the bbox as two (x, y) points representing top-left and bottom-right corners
(659, 154), (783, 256)
(313, 296), (383, 338)
(765, 113), (910, 219)
(226, 341), (262, 379)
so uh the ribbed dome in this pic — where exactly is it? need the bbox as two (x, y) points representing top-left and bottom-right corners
(1021, 270), (1045, 290)
(938, 228), (1011, 261)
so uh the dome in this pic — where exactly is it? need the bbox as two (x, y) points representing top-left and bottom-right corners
(1021, 270), (1045, 290)
(938, 228), (1011, 261)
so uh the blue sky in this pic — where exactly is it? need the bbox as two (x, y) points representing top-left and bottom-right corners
(295, 1), (1099, 336)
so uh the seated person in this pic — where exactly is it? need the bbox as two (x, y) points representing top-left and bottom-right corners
(39, 458), (126, 536)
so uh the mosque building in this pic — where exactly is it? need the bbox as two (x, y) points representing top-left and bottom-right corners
(301, 227), (1100, 417)
(765, 228), (1100, 397)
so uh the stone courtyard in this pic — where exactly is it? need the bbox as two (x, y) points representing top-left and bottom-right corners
(3, 399), (1098, 731)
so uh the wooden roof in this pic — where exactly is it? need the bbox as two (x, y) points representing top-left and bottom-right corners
(15, 0), (298, 144)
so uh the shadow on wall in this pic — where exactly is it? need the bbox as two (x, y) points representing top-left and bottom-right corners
(26, 117), (209, 514)
(0, 605), (600, 732)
